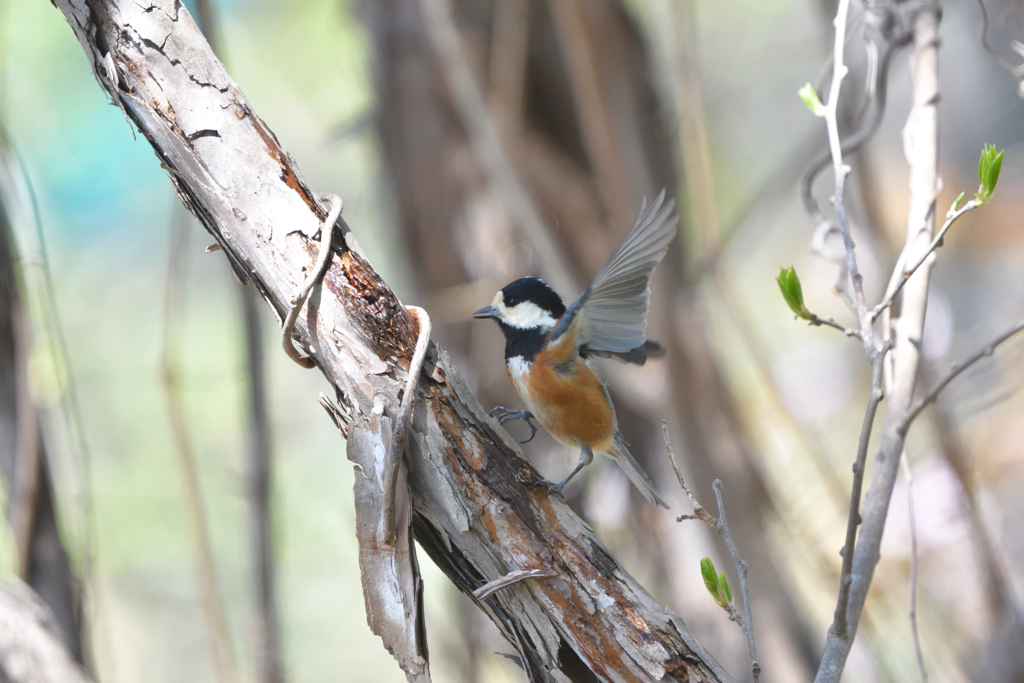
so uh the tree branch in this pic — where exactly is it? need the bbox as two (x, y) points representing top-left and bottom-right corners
(900, 318), (1024, 434)
(50, 1), (732, 680)
(814, 6), (942, 681)
(821, 0), (875, 353)
(663, 424), (758, 683)
(870, 197), (978, 322)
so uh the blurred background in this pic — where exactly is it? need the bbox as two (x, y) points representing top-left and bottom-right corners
(1, 0), (1024, 681)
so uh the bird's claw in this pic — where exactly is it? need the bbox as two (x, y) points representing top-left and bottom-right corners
(488, 407), (539, 443)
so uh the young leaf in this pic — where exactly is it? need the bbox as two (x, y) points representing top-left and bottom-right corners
(701, 557), (718, 592)
(975, 144), (1004, 205)
(776, 266), (811, 320)
(798, 83), (825, 117)
(719, 571), (733, 605)
(701, 557), (727, 606)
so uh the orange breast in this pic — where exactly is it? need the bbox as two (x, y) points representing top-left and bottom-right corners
(523, 349), (616, 451)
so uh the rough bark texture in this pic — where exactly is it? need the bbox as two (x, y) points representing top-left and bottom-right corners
(0, 143), (82, 663)
(363, 1), (815, 679)
(50, 1), (732, 680)
(0, 580), (91, 683)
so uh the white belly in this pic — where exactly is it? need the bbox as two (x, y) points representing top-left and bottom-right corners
(506, 355), (544, 418)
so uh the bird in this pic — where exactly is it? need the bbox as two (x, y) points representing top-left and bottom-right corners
(473, 190), (677, 507)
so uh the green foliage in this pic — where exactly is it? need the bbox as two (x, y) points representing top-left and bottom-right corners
(798, 83), (825, 116)
(777, 266), (811, 320)
(975, 144), (1004, 205)
(701, 557), (734, 608)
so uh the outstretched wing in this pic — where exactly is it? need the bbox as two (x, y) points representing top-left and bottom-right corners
(549, 190), (677, 356)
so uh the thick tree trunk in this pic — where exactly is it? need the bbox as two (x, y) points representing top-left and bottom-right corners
(50, 1), (732, 680)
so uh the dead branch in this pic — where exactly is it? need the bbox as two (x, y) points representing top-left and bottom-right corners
(50, 1), (732, 680)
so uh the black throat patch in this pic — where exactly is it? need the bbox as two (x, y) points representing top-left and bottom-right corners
(497, 322), (547, 363)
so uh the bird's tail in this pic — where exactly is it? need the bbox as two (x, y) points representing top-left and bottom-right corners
(606, 435), (669, 508)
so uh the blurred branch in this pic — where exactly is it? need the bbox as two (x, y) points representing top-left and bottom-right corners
(0, 580), (92, 683)
(664, 424), (759, 683)
(972, 0), (1024, 97)
(901, 457), (928, 683)
(0, 130), (84, 662)
(160, 207), (239, 683)
(239, 283), (283, 683)
(417, 0), (579, 294)
(900, 318), (1024, 433)
(548, 0), (634, 228)
(188, 0), (285, 674)
(51, 2), (734, 679)
(920, 362), (1019, 625)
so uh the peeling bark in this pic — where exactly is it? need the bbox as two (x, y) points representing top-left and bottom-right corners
(49, 1), (731, 680)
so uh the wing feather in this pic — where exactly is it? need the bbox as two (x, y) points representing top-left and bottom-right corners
(550, 190), (677, 354)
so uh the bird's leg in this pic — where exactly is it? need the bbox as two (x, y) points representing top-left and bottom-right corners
(489, 407), (539, 443)
(546, 446), (594, 495)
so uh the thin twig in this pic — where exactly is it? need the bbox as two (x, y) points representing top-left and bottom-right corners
(473, 569), (558, 601)
(870, 198), (977, 321)
(381, 305), (431, 545)
(663, 422), (759, 682)
(281, 192), (342, 368)
(901, 457), (928, 683)
(711, 480), (760, 682)
(807, 312), (862, 339)
(900, 318), (1024, 433)
(822, 0), (875, 352)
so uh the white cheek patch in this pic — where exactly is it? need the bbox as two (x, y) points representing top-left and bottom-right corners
(500, 301), (557, 330)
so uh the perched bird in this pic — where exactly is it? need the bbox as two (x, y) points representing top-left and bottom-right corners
(473, 191), (677, 507)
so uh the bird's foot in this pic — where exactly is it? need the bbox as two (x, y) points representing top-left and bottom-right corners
(488, 407), (539, 443)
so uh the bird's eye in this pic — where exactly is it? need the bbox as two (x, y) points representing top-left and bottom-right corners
(506, 298), (518, 307)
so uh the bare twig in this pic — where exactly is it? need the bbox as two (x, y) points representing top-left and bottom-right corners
(821, 0), (875, 352)
(281, 192), (342, 368)
(814, 6), (942, 681)
(871, 197), (978, 321)
(901, 457), (928, 683)
(831, 346), (888, 637)
(381, 305), (431, 545)
(472, 569), (558, 601)
(663, 423), (759, 682)
(711, 480), (760, 682)
(807, 312), (863, 339)
(900, 318), (1024, 433)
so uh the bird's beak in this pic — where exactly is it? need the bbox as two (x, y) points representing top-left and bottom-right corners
(472, 305), (497, 320)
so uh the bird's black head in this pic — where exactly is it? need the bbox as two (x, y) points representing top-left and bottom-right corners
(473, 277), (566, 331)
